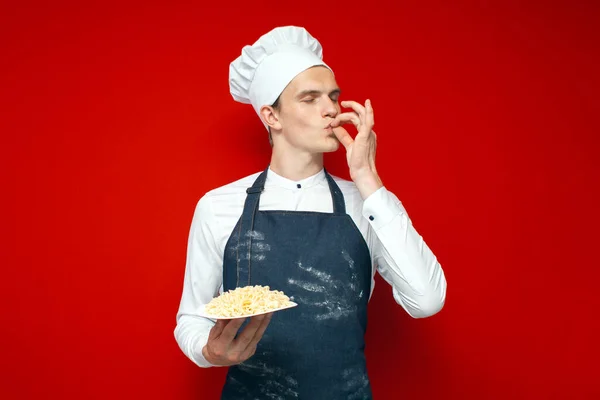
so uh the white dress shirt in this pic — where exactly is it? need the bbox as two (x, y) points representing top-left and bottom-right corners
(174, 168), (447, 368)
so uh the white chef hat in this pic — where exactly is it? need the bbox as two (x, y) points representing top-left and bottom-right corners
(229, 26), (332, 130)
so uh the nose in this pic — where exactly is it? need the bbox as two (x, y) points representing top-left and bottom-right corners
(322, 96), (338, 119)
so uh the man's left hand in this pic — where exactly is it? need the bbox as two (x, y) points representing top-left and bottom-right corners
(331, 99), (383, 199)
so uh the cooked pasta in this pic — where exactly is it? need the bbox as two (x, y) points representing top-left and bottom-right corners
(205, 285), (293, 318)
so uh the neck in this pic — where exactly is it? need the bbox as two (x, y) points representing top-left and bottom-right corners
(269, 145), (324, 181)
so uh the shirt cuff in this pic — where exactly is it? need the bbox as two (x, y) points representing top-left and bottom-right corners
(362, 186), (403, 231)
(192, 332), (216, 368)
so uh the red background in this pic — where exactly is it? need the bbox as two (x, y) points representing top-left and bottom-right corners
(1, 1), (599, 399)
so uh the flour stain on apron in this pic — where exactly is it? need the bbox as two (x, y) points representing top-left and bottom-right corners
(342, 367), (371, 400)
(238, 360), (299, 399)
(227, 230), (271, 262)
(290, 250), (364, 321)
(287, 279), (327, 293)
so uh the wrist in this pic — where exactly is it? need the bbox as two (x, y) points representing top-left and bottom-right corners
(351, 170), (383, 200)
(201, 345), (213, 364)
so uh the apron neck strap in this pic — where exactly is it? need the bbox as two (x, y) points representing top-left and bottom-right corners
(323, 169), (346, 215)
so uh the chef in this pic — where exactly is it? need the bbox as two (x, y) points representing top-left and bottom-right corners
(174, 26), (447, 399)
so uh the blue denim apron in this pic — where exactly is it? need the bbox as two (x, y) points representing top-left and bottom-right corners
(220, 167), (373, 400)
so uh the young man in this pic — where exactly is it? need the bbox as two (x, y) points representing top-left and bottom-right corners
(174, 26), (447, 399)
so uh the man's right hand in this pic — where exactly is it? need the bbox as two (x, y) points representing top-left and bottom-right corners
(202, 313), (273, 366)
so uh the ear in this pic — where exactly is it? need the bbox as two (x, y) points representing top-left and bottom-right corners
(260, 105), (282, 131)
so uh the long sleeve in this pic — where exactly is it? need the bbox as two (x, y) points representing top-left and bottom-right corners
(174, 195), (223, 368)
(362, 187), (447, 318)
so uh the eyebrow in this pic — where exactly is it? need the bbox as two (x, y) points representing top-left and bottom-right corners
(295, 88), (341, 99)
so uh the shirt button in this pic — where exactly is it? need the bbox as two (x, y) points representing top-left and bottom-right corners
(297, 184), (302, 188)
(369, 215), (375, 221)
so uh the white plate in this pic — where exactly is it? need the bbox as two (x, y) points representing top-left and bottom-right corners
(197, 302), (298, 320)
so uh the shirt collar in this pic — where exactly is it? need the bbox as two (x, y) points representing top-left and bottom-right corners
(265, 167), (326, 190)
